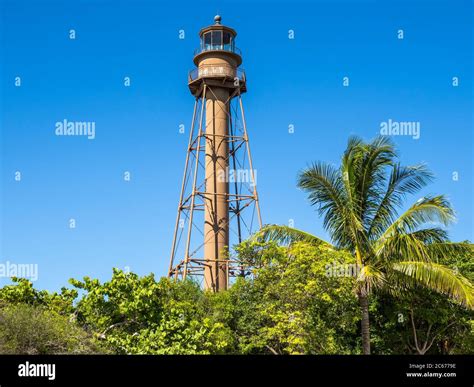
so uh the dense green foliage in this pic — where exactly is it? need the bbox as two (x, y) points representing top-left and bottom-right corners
(369, 245), (474, 354)
(0, 279), (101, 354)
(0, 241), (472, 354)
(69, 271), (231, 354)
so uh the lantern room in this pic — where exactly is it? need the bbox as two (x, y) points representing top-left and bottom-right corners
(193, 15), (242, 66)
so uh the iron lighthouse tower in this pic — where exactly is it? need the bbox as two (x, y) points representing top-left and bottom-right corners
(168, 15), (262, 291)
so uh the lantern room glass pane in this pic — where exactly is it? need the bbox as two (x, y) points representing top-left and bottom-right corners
(203, 32), (211, 50)
(223, 31), (232, 51)
(211, 31), (222, 49)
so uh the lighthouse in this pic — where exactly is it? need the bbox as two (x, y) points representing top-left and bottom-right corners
(169, 16), (261, 291)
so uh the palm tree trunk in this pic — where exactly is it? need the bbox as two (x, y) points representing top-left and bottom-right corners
(358, 291), (371, 355)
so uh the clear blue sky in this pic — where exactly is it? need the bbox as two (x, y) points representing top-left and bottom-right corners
(1, 0), (472, 291)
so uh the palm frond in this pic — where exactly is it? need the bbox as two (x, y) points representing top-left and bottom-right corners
(253, 224), (334, 248)
(356, 137), (396, 222)
(392, 261), (474, 309)
(368, 163), (434, 239)
(338, 136), (397, 254)
(374, 228), (449, 262)
(341, 136), (364, 210)
(424, 242), (473, 262)
(297, 162), (353, 248)
(380, 195), (455, 239)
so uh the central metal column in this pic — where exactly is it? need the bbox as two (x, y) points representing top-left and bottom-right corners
(204, 87), (229, 291)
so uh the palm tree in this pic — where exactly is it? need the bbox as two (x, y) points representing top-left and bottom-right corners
(255, 136), (474, 354)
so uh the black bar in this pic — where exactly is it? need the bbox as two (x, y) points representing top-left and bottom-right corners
(0, 355), (472, 386)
